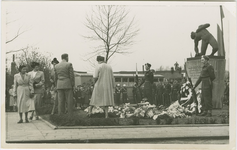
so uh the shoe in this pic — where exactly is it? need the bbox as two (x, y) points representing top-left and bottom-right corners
(25, 119), (29, 123)
(36, 116), (39, 120)
(29, 116), (33, 120)
(17, 120), (23, 124)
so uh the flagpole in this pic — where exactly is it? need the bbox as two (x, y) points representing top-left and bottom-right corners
(136, 63), (138, 75)
(220, 5), (225, 57)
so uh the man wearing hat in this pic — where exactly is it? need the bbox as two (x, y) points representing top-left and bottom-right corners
(191, 23), (218, 57)
(138, 63), (154, 104)
(121, 84), (128, 104)
(193, 55), (215, 117)
(115, 84), (121, 106)
(54, 54), (75, 115)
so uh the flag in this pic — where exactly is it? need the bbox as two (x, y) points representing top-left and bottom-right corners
(135, 63), (139, 85)
(217, 24), (225, 56)
(220, 5), (225, 19)
(217, 5), (225, 57)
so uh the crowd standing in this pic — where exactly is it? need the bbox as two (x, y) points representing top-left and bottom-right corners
(114, 84), (128, 106)
(132, 78), (182, 107)
(8, 53), (226, 121)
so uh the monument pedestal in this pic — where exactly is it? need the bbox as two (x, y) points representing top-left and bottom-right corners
(186, 56), (226, 109)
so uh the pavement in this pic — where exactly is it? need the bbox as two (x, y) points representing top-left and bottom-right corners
(4, 112), (229, 144)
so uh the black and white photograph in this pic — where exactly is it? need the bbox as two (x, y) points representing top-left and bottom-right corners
(1, 1), (236, 149)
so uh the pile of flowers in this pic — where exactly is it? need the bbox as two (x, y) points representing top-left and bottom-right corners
(153, 101), (189, 120)
(84, 99), (196, 120)
(84, 106), (104, 114)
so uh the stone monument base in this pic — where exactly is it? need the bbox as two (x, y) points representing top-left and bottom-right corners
(186, 56), (226, 109)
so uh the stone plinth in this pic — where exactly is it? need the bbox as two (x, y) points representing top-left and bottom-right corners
(186, 56), (226, 109)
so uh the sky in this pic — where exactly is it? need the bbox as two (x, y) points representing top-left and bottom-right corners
(3, 1), (235, 73)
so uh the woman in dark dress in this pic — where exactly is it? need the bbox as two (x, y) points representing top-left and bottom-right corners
(50, 58), (59, 115)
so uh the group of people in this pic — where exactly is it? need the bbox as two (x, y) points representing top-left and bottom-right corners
(12, 53), (216, 121)
(131, 63), (182, 107)
(7, 84), (52, 112)
(114, 84), (128, 106)
(73, 84), (93, 110)
(11, 22), (220, 121)
(133, 78), (182, 107)
(133, 55), (216, 117)
(13, 62), (45, 123)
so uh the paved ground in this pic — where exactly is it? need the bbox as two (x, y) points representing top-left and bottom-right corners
(5, 112), (229, 144)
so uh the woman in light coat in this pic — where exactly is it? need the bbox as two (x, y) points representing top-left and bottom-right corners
(13, 65), (34, 123)
(28, 62), (45, 120)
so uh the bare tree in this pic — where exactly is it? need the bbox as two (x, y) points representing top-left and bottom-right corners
(6, 11), (29, 54)
(16, 46), (52, 70)
(83, 5), (139, 63)
(15, 46), (52, 87)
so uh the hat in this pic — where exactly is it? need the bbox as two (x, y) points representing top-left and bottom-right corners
(96, 56), (105, 61)
(116, 84), (120, 87)
(145, 63), (151, 68)
(123, 84), (126, 87)
(51, 58), (59, 64)
(31, 62), (40, 68)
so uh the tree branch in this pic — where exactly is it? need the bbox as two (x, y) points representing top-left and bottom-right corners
(6, 27), (28, 44)
(83, 5), (139, 63)
(6, 47), (28, 54)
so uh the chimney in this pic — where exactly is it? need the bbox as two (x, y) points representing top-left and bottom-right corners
(142, 65), (144, 73)
(13, 54), (15, 62)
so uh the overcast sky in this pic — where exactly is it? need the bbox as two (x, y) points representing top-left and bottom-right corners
(3, 1), (235, 73)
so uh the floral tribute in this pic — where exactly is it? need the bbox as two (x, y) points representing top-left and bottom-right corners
(85, 96), (197, 121)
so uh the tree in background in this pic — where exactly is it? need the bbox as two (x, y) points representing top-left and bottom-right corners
(14, 46), (52, 88)
(84, 5), (139, 63)
(6, 11), (30, 54)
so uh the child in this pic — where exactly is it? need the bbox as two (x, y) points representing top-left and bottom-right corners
(9, 85), (16, 112)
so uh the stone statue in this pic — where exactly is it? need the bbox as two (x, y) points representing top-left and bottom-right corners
(191, 23), (218, 57)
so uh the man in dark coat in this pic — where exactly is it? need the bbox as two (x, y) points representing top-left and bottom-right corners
(115, 84), (121, 106)
(171, 80), (180, 102)
(156, 80), (164, 106)
(121, 84), (128, 104)
(163, 80), (172, 107)
(193, 55), (215, 117)
(138, 63), (154, 104)
(132, 83), (137, 104)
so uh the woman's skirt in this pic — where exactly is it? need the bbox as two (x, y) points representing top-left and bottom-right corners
(17, 86), (30, 113)
(27, 98), (35, 112)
